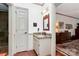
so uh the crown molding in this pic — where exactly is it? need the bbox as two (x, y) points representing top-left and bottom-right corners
(56, 12), (79, 20)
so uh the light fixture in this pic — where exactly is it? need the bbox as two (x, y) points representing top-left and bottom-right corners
(41, 7), (48, 15)
(55, 20), (59, 33)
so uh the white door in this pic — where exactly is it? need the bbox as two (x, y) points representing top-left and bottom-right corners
(15, 7), (28, 53)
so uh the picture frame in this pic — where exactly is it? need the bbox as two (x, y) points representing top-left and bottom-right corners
(59, 22), (64, 29)
(66, 24), (73, 29)
(33, 23), (37, 27)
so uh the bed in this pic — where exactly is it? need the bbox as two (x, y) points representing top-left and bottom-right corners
(56, 39), (79, 56)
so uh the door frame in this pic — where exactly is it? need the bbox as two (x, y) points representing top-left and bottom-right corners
(8, 3), (16, 56)
(8, 3), (12, 56)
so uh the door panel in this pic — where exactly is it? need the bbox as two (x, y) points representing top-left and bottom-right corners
(15, 7), (28, 53)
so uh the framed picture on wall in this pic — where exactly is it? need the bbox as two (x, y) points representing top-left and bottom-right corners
(66, 24), (73, 29)
(59, 22), (64, 29)
(33, 22), (37, 27)
(43, 14), (50, 31)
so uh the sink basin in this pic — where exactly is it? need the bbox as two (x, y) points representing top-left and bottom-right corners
(36, 35), (47, 37)
(33, 32), (52, 39)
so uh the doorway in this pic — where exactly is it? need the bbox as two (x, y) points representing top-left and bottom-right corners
(0, 3), (8, 56)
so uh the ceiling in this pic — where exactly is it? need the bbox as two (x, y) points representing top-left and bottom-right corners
(56, 3), (79, 19)
(33, 3), (44, 6)
(34, 3), (62, 7)
(54, 3), (62, 7)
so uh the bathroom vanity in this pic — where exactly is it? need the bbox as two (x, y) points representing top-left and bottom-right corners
(33, 32), (52, 56)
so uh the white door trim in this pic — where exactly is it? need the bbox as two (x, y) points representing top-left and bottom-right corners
(8, 3), (15, 56)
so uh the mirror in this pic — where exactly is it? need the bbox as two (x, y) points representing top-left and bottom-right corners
(43, 14), (50, 31)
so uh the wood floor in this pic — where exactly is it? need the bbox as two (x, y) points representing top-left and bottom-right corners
(14, 50), (52, 56)
(0, 48), (8, 56)
(10, 50), (64, 56)
(14, 50), (37, 56)
(56, 51), (65, 56)
(0, 49), (64, 56)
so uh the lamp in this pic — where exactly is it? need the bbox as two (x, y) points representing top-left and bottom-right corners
(55, 20), (59, 33)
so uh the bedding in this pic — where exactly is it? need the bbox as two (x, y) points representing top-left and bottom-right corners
(56, 39), (79, 56)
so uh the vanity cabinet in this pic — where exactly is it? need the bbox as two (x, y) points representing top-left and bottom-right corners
(33, 33), (52, 56)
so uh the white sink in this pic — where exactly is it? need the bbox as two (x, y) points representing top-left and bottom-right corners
(33, 32), (52, 39)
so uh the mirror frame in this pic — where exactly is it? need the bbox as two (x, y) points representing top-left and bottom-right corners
(43, 14), (50, 31)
